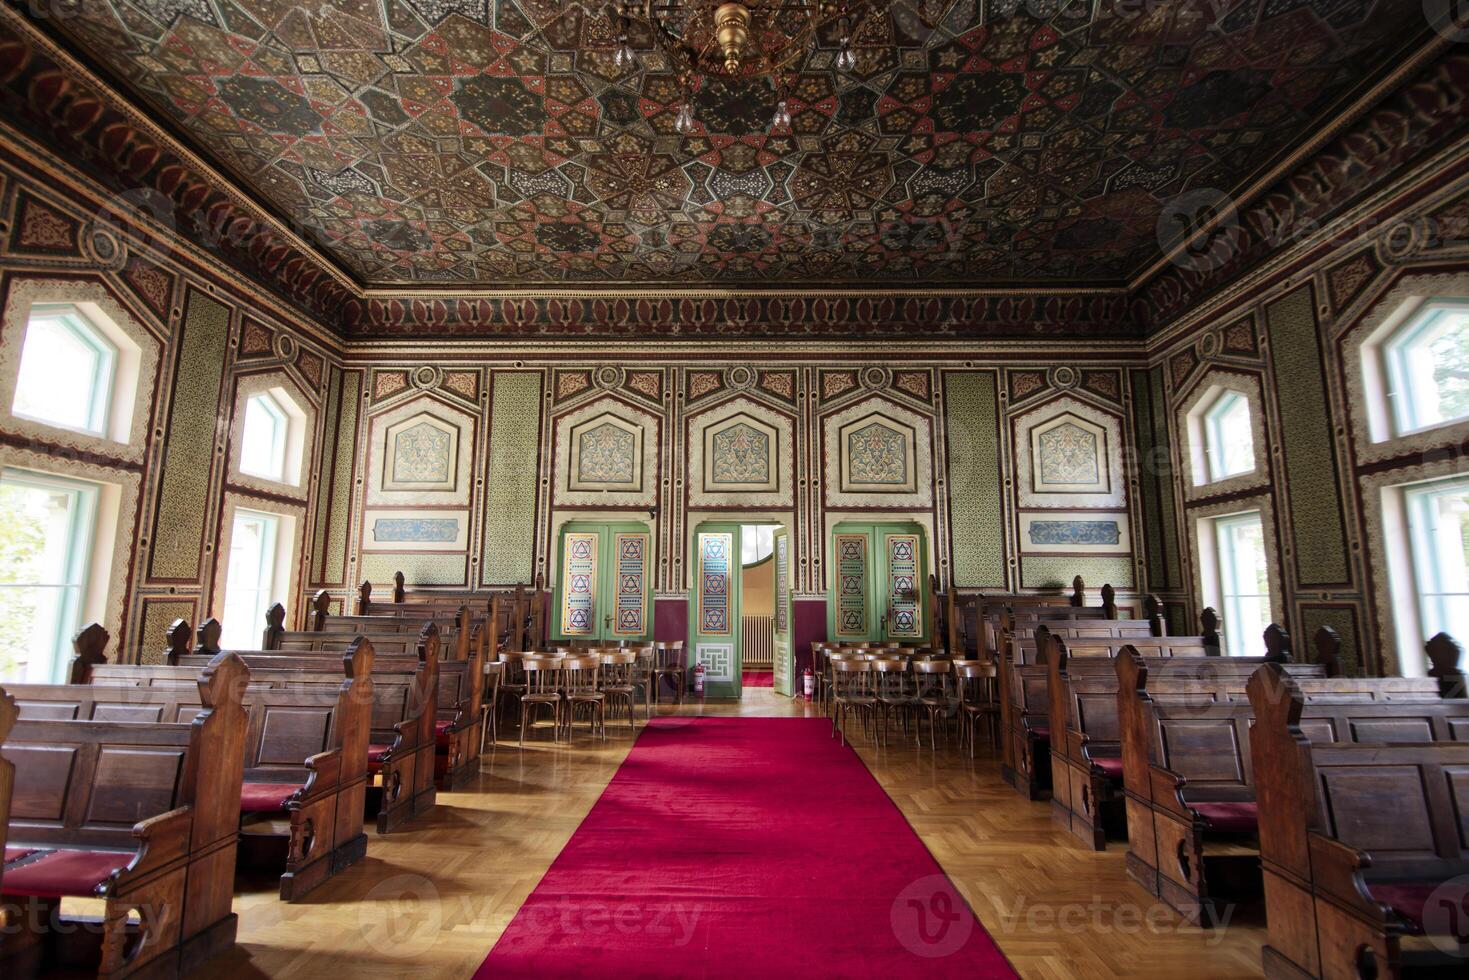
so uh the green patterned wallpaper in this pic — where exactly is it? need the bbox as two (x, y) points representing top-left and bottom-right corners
(483, 371), (543, 585)
(136, 598), (196, 664)
(943, 371), (1006, 588)
(1021, 556), (1135, 590)
(361, 552), (467, 587)
(309, 366), (341, 584)
(1130, 366), (1182, 591)
(322, 370), (360, 586)
(1265, 287), (1351, 586)
(149, 290), (230, 581)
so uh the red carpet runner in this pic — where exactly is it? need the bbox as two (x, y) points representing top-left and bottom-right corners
(476, 717), (1016, 978)
(741, 670), (774, 688)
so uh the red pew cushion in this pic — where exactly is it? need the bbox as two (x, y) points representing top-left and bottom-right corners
(435, 720), (453, 735)
(2, 849), (129, 899)
(1366, 883), (1444, 935)
(368, 743), (393, 770)
(4, 847), (38, 863)
(239, 782), (305, 813)
(1030, 726), (1050, 740)
(1193, 801), (1258, 834)
(1092, 756), (1124, 778)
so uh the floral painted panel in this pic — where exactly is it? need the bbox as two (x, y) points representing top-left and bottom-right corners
(372, 518), (459, 543)
(709, 422), (771, 486)
(391, 420), (452, 485)
(1037, 421), (1101, 488)
(698, 532), (732, 636)
(846, 421), (909, 486)
(885, 533), (922, 638)
(576, 421), (637, 485)
(835, 533), (868, 638)
(612, 532), (648, 637)
(561, 531), (598, 636)
(1028, 520), (1121, 546)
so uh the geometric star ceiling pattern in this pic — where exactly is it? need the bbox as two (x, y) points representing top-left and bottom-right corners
(38, 0), (1430, 287)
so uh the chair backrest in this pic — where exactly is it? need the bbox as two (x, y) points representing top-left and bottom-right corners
(563, 655), (600, 689)
(522, 657), (562, 695)
(955, 661), (998, 704)
(600, 650), (637, 684)
(653, 641), (685, 670)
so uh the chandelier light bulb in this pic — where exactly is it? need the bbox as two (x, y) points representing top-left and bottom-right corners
(836, 44), (856, 71)
(675, 101), (696, 134)
(614, 38), (637, 69)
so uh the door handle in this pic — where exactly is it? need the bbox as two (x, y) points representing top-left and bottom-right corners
(604, 613), (612, 629)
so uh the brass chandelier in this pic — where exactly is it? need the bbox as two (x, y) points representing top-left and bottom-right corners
(602, 1), (883, 134)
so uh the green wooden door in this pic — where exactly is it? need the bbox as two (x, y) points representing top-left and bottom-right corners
(828, 522), (930, 645)
(552, 522), (652, 644)
(689, 523), (741, 698)
(773, 526), (793, 696)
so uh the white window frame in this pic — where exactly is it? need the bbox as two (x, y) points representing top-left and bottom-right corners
(239, 391), (289, 482)
(1196, 508), (1273, 658)
(1381, 475), (1469, 676)
(11, 305), (118, 438)
(220, 508), (281, 650)
(0, 467), (98, 683)
(1382, 304), (1469, 436)
(1203, 390), (1254, 483)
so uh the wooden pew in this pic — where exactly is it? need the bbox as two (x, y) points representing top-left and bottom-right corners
(257, 620), (482, 791)
(359, 573), (547, 653)
(1250, 649), (1469, 979)
(1049, 635), (1327, 851)
(999, 619), (1180, 799)
(1117, 636), (1467, 926)
(123, 622), (437, 833)
(13, 632), (375, 901)
(0, 655), (247, 978)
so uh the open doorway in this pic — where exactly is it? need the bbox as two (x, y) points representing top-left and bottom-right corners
(739, 524), (777, 691)
(688, 520), (793, 697)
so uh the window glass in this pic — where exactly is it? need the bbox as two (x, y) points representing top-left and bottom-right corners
(1215, 511), (1271, 657)
(741, 524), (775, 565)
(1405, 479), (1469, 658)
(0, 469), (96, 683)
(1204, 391), (1254, 481)
(12, 307), (115, 435)
(239, 393), (287, 482)
(1385, 307), (1469, 434)
(221, 510), (279, 649)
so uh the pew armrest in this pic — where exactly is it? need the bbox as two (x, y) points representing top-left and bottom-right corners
(115, 806), (194, 890)
(1147, 764), (1193, 820)
(1307, 832), (1394, 926)
(299, 749), (343, 802)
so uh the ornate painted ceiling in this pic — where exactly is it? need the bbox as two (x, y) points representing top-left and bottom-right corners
(26, 0), (1437, 292)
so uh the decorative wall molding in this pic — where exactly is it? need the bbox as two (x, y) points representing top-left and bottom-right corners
(1013, 396), (1125, 510)
(552, 396), (659, 508)
(821, 396), (933, 509)
(686, 397), (794, 507)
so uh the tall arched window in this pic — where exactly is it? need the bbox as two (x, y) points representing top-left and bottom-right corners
(1378, 302), (1469, 436)
(12, 305), (117, 437)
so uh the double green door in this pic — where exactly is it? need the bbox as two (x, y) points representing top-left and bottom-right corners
(551, 521), (652, 644)
(828, 521), (930, 645)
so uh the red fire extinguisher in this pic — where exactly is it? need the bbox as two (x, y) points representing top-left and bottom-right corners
(693, 662), (706, 697)
(802, 666), (814, 701)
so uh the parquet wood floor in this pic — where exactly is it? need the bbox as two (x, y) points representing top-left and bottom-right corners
(199, 690), (1266, 979)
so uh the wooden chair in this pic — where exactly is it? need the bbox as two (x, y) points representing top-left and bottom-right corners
(912, 658), (956, 751)
(481, 660), (503, 751)
(599, 649), (640, 735)
(870, 657), (914, 746)
(650, 640), (686, 706)
(955, 660), (1000, 757)
(519, 657), (564, 745)
(562, 654), (606, 742)
(830, 659), (877, 745)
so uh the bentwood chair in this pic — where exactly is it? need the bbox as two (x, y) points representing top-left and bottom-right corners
(912, 658), (956, 751)
(599, 649), (640, 735)
(481, 660), (504, 751)
(955, 661), (1001, 757)
(650, 640), (686, 706)
(562, 654), (606, 742)
(519, 657), (564, 745)
(869, 657), (914, 746)
(830, 659), (877, 745)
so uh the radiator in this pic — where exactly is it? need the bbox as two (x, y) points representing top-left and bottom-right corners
(742, 615), (774, 668)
